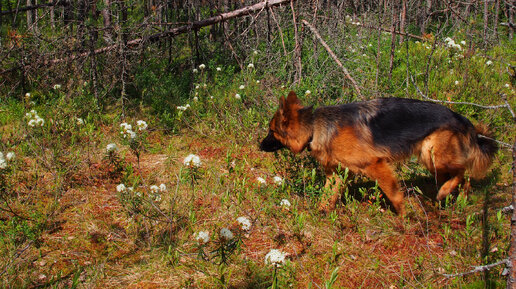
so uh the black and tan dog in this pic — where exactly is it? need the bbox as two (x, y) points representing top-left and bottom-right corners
(260, 91), (498, 215)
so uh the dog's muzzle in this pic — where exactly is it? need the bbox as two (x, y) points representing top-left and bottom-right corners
(259, 131), (285, 152)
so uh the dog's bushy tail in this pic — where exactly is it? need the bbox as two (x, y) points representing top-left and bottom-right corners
(467, 124), (498, 179)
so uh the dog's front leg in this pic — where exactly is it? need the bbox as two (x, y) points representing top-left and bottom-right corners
(319, 172), (343, 213)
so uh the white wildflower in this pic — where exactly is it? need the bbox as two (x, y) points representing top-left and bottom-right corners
(239, 85), (245, 90)
(177, 105), (188, 111)
(195, 85), (200, 90)
(248, 63), (254, 69)
(273, 176), (283, 185)
(237, 216), (251, 231)
(280, 199), (291, 208)
(220, 228), (234, 240)
(199, 64), (206, 70)
(486, 60), (493, 66)
(256, 80), (260, 84)
(159, 183), (167, 192)
(460, 40), (466, 45)
(116, 183), (126, 193)
(136, 120), (148, 131)
(6, 152), (15, 161)
(0, 153), (6, 169)
(193, 97), (199, 102)
(25, 92), (31, 98)
(154, 194), (162, 202)
(265, 249), (287, 267)
(505, 83), (510, 88)
(150, 185), (159, 193)
(195, 231), (210, 244)
(193, 68), (198, 73)
(454, 80), (459, 85)
(257, 177), (266, 184)
(183, 154), (201, 167)
(53, 84), (61, 90)
(253, 50), (258, 55)
(28, 119), (36, 127)
(106, 143), (117, 153)
(216, 67), (222, 71)
(76, 118), (84, 125)
(235, 93), (241, 100)
(35, 116), (44, 126)
(203, 83), (207, 88)
(305, 90), (311, 95)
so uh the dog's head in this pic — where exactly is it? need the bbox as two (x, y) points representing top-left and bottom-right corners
(260, 91), (312, 154)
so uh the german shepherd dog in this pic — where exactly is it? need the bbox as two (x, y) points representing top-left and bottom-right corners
(260, 91), (498, 215)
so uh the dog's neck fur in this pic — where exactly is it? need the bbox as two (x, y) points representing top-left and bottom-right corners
(297, 106), (315, 151)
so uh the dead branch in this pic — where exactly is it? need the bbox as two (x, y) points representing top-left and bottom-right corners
(301, 19), (363, 99)
(35, 0), (294, 67)
(443, 259), (508, 278)
(0, 0), (68, 16)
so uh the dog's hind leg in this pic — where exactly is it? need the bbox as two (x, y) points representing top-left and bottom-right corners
(435, 168), (465, 201)
(419, 130), (467, 201)
(363, 158), (405, 215)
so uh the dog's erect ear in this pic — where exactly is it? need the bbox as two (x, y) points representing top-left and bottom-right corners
(286, 91), (300, 106)
(279, 95), (286, 110)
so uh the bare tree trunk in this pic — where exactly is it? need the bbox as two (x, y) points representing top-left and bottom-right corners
(509, 1), (514, 41)
(508, 141), (516, 289)
(399, 0), (406, 43)
(50, 0), (55, 28)
(102, 0), (112, 43)
(291, 0), (302, 83)
(484, 0), (489, 48)
(494, 0), (500, 40)
(26, 0), (32, 29)
(389, 1), (397, 81)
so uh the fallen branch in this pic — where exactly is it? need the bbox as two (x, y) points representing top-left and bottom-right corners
(37, 0), (293, 66)
(301, 19), (363, 99)
(0, 0), (68, 16)
(443, 259), (509, 278)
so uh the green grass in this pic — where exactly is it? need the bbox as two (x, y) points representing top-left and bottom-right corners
(0, 29), (514, 288)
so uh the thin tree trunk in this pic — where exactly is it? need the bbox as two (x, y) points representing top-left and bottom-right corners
(291, 0), (302, 83)
(483, 0), (489, 48)
(389, 1), (397, 81)
(26, 0), (32, 29)
(494, 0), (500, 40)
(399, 0), (406, 43)
(508, 141), (516, 289)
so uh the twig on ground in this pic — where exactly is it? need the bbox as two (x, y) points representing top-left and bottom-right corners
(443, 259), (509, 278)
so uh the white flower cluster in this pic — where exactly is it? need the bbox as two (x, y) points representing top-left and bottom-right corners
(486, 60), (493, 66)
(0, 151), (15, 169)
(76, 118), (84, 125)
(444, 37), (462, 50)
(235, 93), (241, 100)
(280, 199), (291, 208)
(195, 231), (210, 244)
(183, 154), (201, 167)
(177, 104), (191, 111)
(150, 183), (166, 202)
(237, 216), (251, 231)
(220, 228), (234, 240)
(199, 64), (206, 70)
(53, 84), (61, 90)
(257, 177), (266, 184)
(247, 63), (254, 69)
(26, 110), (45, 127)
(273, 176), (283, 185)
(120, 123), (136, 139)
(136, 120), (148, 131)
(305, 90), (311, 95)
(265, 249), (287, 267)
(106, 143), (118, 153)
